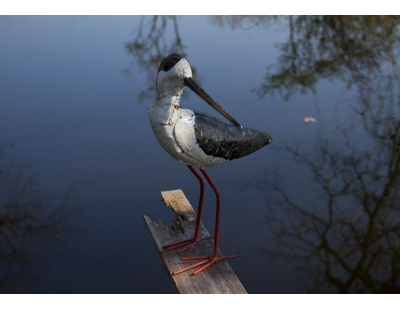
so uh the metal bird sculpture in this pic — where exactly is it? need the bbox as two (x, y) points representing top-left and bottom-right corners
(148, 54), (272, 275)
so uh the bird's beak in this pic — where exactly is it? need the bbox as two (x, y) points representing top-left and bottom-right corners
(184, 77), (243, 129)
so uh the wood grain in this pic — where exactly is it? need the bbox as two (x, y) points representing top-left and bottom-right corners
(143, 189), (247, 294)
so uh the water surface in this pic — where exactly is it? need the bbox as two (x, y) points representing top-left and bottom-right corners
(1, 16), (400, 293)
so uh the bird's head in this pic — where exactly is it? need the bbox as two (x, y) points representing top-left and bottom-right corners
(156, 54), (243, 129)
(156, 53), (192, 98)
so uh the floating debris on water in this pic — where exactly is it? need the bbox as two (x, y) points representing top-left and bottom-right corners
(304, 116), (317, 123)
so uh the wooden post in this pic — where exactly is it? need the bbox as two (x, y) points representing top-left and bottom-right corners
(143, 189), (247, 294)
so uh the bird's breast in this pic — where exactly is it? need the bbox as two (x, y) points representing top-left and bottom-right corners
(147, 105), (192, 161)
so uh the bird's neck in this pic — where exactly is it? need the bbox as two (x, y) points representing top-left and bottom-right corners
(154, 87), (183, 107)
(154, 94), (181, 107)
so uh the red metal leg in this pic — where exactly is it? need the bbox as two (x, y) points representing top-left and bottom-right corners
(159, 165), (212, 254)
(172, 168), (237, 276)
(176, 236), (214, 253)
(200, 167), (220, 258)
(172, 259), (210, 275)
(188, 165), (205, 241)
(159, 239), (192, 253)
(172, 255), (237, 275)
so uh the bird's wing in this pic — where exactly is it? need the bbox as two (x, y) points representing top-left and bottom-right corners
(174, 110), (227, 166)
(175, 110), (272, 163)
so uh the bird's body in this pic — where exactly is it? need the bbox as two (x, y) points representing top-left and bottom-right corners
(148, 104), (272, 167)
(148, 54), (272, 275)
(148, 104), (224, 167)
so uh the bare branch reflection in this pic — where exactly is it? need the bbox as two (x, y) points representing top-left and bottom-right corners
(124, 15), (197, 102)
(210, 16), (400, 101)
(255, 16), (400, 100)
(0, 143), (74, 293)
(251, 62), (400, 292)
(210, 16), (280, 30)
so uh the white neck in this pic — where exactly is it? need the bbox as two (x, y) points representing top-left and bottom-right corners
(154, 94), (181, 107)
(154, 83), (184, 107)
(154, 58), (192, 108)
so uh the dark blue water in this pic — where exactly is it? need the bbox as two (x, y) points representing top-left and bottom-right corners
(1, 16), (399, 293)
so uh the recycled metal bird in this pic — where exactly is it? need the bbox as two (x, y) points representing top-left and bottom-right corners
(148, 54), (272, 275)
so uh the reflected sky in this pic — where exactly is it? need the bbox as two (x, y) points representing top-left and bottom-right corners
(0, 16), (399, 293)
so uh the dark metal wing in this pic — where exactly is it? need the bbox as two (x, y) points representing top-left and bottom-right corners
(193, 111), (273, 161)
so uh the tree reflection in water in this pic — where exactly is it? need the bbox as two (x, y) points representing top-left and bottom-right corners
(125, 15), (197, 103)
(211, 15), (400, 101)
(0, 143), (73, 293)
(210, 15), (279, 30)
(255, 15), (400, 100)
(244, 16), (400, 293)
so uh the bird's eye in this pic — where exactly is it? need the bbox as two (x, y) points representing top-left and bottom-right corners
(164, 65), (169, 71)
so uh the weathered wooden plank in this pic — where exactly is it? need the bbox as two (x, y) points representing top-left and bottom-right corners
(160, 189), (196, 222)
(143, 189), (247, 294)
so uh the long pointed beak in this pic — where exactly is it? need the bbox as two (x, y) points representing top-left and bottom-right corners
(184, 77), (243, 129)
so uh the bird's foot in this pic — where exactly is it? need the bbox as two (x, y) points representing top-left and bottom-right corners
(172, 254), (237, 276)
(158, 236), (214, 254)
